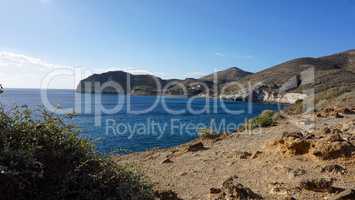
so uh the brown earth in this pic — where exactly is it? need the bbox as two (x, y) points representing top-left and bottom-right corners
(114, 110), (355, 200)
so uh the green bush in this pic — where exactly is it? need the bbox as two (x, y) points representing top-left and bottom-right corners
(197, 128), (218, 139)
(239, 110), (276, 131)
(286, 99), (304, 114)
(0, 107), (154, 200)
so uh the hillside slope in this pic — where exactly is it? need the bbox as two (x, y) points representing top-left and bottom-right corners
(223, 50), (355, 96)
(199, 67), (252, 84)
(76, 67), (252, 96)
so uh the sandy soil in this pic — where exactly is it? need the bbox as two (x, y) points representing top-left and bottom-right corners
(114, 113), (355, 200)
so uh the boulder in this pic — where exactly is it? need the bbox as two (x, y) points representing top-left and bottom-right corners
(312, 136), (354, 160)
(278, 137), (311, 156)
(209, 188), (222, 200)
(287, 168), (306, 178)
(239, 152), (252, 159)
(186, 142), (207, 152)
(329, 189), (355, 200)
(251, 151), (263, 159)
(321, 164), (347, 175)
(210, 176), (263, 200)
(335, 112), (344, 118)
(269, 182), (293, 196)
(161, 158), (173, 164)
(342, 108), (355, 115)
(155, 190), (183, 200)
(300, 178), (335, 193)
(281, 131), (304, 139)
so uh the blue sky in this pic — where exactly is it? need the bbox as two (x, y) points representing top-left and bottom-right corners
(1, 0), (355, 88)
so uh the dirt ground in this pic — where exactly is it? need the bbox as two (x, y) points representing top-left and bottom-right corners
(114, 112), (355, 200)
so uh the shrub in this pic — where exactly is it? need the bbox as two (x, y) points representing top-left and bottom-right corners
(239, 110), (276, 131)
(0, 107), (154, 200)
(286, 99), (304, 114)
(197, 128), (218, 139)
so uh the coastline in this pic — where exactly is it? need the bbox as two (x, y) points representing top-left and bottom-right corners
(114, 108), (355, 200)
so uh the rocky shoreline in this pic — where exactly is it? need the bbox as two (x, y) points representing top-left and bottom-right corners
(114, 105), (355, 200)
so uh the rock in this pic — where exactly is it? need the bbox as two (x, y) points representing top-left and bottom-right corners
(278, 137), (311, 156)
(323, 127), (332, 134)
(327, 134), (345, 142)
(342, 108), (355, 115)
(209, 188), (222, 200)
(332, 128), (343, 135)
(269, 182), (292, 196)
(329, 189), (355, 200)
(342, 120), (355, 132)
(161, 158), (173, 164)
(251, 151), (263, 159)
(283, 197), (297, 200)
(239, 151), (252, 159)
(186, 142), (206, 152)
(321, 164), (347, 175)
(335, 112), (344, 118)
(282, 132), (304, 139)
(300, 178), (336, 193)
(179, 172), (188, 176)
(212, 176), (263, 200)
(287, 168), (306, 178)
(155, 190), (183, 200)
(312, 136), (354, 160)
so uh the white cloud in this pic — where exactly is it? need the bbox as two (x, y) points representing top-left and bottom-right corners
(0, 52), (159, 89)
(0, 52), (79, 89)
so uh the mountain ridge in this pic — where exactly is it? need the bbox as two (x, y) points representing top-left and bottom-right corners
(77, 49), (355, 99)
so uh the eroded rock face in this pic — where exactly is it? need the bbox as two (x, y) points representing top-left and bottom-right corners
(209, 176), (263, 200)
(271, 127), (355, 160)
(317, 107), (355, 118)
(312, 135), (354, 160)
(277, 137), (312, 156)
(300, 178), (335, 193)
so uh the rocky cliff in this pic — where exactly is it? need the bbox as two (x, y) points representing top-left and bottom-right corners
(220, 50), (355, 104)
(76, 67), (252, 96)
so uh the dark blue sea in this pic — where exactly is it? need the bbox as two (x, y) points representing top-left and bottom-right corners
(0, 89), (284, 154)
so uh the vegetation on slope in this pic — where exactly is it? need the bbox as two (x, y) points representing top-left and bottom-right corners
(0, 107), (154, 200)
